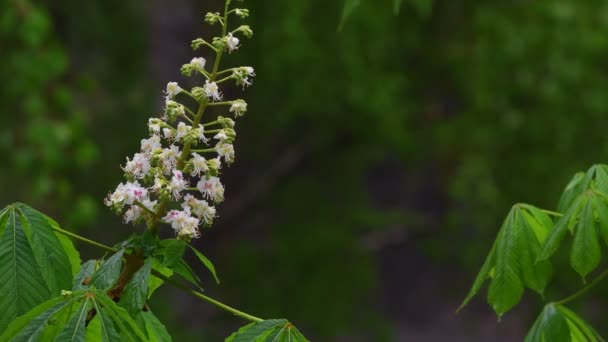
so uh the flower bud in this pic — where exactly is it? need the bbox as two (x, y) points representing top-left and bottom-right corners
(235, 9), (249, 19)
(234, 25), (253, 38)
(217, 116), (235, 128)
(191, 87), (208, 103)
(205, 12), (221, 25)
(191, 38), (205, 51)
(165, 100), (185, 123)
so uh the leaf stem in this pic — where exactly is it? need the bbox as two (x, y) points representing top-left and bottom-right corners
(555, 268), (608, 305)
(51, 225), (264, 323)
(151, 271), (263, 322)
(52, 226), (117, 254)
(540, 209), (564, 217)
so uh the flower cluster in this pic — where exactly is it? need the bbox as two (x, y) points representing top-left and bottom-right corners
(105, 4), (254, 240)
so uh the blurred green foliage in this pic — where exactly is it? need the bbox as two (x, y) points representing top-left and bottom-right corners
(4, 0), (608, 340)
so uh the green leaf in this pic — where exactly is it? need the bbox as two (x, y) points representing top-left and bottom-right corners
(557, 165), (608, 213)
(338, 0), (361, 31)
(594, 195), (608, 247)
(14, 203), (77, 296)
(225, 323), (255, 342)
(141, 311), (172, 342)
(148, 258), (173, 299)
(188, 244), (220, 284)
(93, 290), (147, 342)
(458, 239), (497, 311)
(160, 239), (186, 268)
(538, 196), (585, 262)
(120, 258), (153, 316)
(461, 204), (553, 316)
(73, 260), (98, 290)
(171, 259), (203, 290)
(558, 305), (604, 341)
(92, 297), (121, 342)
(525, 303), (604, 342)
(0, 206), (51, 332)
(46, 215), (82, 276)
(570, 197), (602, 279)
(525, 303), (570, 342)
(540, 191), (608, 279)
(90, 249), (125, 290)
(55, 297), (90, 342)
(1, 293), (85, 341)
(227, 319), (288, 342)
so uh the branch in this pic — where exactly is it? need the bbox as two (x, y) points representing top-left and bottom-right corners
(51, 225), (263, 322)
(555, 268), (608, 305)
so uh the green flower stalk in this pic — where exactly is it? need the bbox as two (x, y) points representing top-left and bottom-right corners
(104, 0), (254, 241)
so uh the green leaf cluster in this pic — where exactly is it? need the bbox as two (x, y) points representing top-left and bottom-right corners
(460, 203), (553, 316)
(525, 303), (603, 342)
(539, 165), (608, 279)
(0, 289), (171, 342)
(226, 320), (309, 342)
(0, 203), (80, 332)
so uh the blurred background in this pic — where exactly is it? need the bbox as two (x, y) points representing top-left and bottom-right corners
(2, 0), (608, 340)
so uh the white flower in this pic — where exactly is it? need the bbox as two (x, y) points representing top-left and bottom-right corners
(148, 118), (162, 134)
(190, 153), (209, 177)
(195, 127), (207, 142)
(152, 175), (165, 192)
(182, 194), (216, 225)
(163, 207), (200, 238)
(190, 57), (206, 70)
(229, 100), (247, 117)
(163, 128), (175, 140)
(106, 181), (148, 207)
(169, 170), (188, 200)
(226, 33), (240, 52)
(203, 80), (222, 101)
(243, 67), (255, 76)
(123, 205), (142, 223)
(235, 67), (255, 89)
(197, 176), (225, 203)
(141, 135), (161, 154)
(175, 122), (192, 141)
(142, 199), (157, 211)
(166, 82), (182, 99)
(122, 153), (151, 179)
(162, 209), (181, 223)
(160, 145), (180, 175)
(179, 217), (201, 238)
(215, 142), (235, 164)
(214, 130), (228, 141)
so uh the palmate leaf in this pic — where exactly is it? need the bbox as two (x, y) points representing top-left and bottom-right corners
(0, 203), (80, 332)
(557, 165), (608, 212)
(90, 249), (125, 290)
(1, 290), (149, 341)
(225, 320), (310, 342)
(460, 204), (553, 316)
(120, 258), (153, 316)
(538, 191), (608, 280)
(1, 292), (86, 342)
(55, 297), (90, 342)
(525, 303), (604, 342)
(160, 239), (186, 268)
(73, 260), (98, 290)
(148, 259), (173, 299)
(139, 311), (172, 342)
(188, 244), (220, 284)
